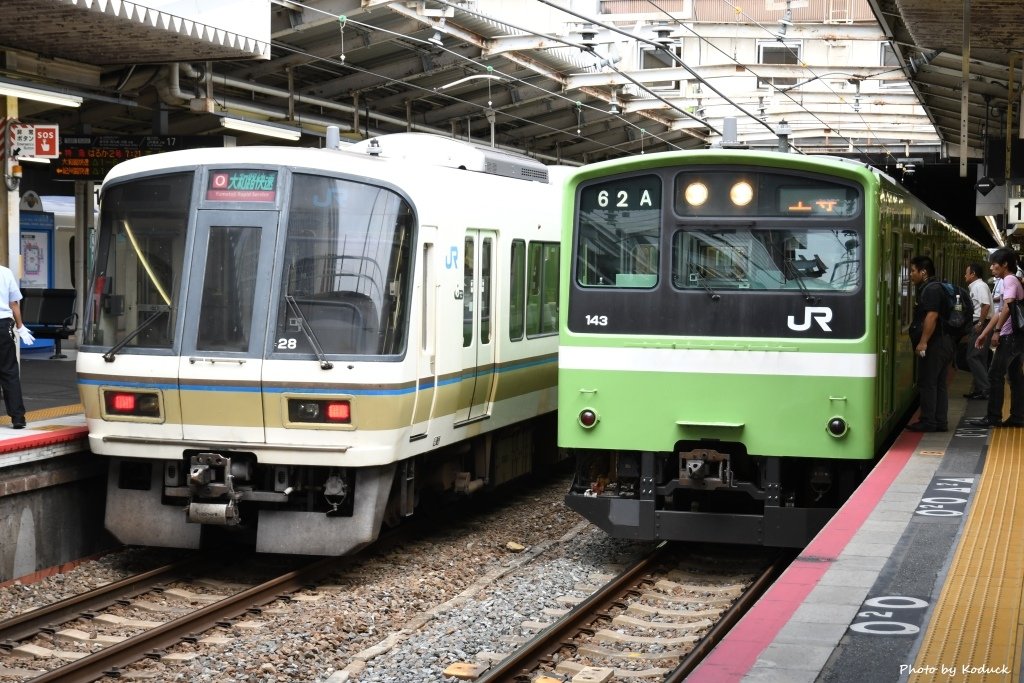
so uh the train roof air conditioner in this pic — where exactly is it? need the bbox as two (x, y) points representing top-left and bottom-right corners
(349, 133), (549, 183)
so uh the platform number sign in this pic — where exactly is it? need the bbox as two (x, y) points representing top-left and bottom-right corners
(1010, 197), (1024, 225)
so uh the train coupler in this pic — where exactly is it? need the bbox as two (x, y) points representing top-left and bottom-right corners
(185, 452), (246, 526)
(678, 447), (733, 489)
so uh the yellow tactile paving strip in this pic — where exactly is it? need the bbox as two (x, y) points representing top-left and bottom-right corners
(910, 425), (1024, 682)
(0, 403), (84, 426)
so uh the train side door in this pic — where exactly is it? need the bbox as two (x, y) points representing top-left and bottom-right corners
(410, 227), (438, 438)
(454, 230), (496, 424)
(177, 210), (279, 442)
(877, 229), (895, 421)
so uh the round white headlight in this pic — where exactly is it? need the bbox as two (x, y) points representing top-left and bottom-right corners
(730, 180), (754, 206)
(684, 182), (709, 206)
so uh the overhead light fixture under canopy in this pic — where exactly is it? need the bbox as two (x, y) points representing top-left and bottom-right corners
(219, 116), (301, 141)
(0, 80), (82, 108)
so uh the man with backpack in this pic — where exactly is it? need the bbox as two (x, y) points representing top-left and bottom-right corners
(907, 255), (954, 432)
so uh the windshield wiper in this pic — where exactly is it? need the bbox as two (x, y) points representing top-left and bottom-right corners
(285, 296), (334, 370)
(688, 262), (720, 301)
(102, 309), (169, 363)
(785, 259), (819, 304)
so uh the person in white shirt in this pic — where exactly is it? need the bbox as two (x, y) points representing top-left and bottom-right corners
(963, 262), (993, 399)
(0, 265), (33, 429)
(970, 248), (1024, 428)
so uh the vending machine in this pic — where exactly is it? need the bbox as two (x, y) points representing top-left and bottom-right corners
(19, 210), (55, 352)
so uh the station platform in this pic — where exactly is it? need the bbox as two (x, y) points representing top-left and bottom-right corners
(0, 350), (103, 584)
(0, 350), (87, 466)
(690, 370), (1019, 683)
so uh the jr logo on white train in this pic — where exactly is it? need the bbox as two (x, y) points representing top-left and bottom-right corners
(787, 306), (833, 332)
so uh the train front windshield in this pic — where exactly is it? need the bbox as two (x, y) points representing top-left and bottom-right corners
(569, 167), (866, 338)
(85, 169), (415, 358)
(86, 173), (193, 349)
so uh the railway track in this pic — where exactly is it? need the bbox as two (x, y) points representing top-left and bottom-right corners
(476, 543), (790, 683)
(0, 554), (339, 683)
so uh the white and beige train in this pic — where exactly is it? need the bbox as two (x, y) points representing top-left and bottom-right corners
(77, 132), (563, 555)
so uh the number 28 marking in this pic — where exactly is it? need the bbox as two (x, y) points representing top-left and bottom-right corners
(585, 314), (608, 326)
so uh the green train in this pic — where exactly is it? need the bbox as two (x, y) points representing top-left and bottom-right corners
(559, 149), (985, 547)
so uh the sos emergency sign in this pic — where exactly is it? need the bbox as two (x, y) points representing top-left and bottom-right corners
(11, 124), (60, 159)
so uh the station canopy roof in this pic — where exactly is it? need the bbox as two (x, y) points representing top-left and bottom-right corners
(0, 0), (1021, 176)
(868, 0), (1024, 159)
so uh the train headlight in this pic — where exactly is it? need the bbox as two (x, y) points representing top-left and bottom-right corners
(730, 180), (754, 206)
(296, 401), (320, 419)
(684, 181), (709, 207)
(826, 417), (848, 437)
(578, 408), (599, 428)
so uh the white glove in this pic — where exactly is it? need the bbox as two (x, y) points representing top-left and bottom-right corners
(16, 325), (34, 345)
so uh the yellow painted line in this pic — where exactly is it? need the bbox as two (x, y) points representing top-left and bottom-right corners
(910, 426), (1024, 682)
(0, 403), (84, 425)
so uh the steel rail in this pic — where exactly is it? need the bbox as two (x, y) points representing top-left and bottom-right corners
(28, 554), (342, 683)
(0, 558), (193, 646)
(476, 542), (670, 683)
(663, 550), (794, 683)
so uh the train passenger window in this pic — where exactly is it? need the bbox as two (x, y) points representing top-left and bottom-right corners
(576, 175), (661, 288)
(672, 227), (862, 292)
(463, 237), (474, 347)
(196, 226), (260, 352)
(480, 237), (492, 345)
(527, 241), (559, 336)
(276, 174), (413, 357)
(85, 172), (193, 350)
(900, 246), (913, 327)
(509, 240), (526, 341)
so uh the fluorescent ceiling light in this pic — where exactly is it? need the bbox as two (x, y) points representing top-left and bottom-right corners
(0, 82), (82, 108)
(220, 116), (301, 141)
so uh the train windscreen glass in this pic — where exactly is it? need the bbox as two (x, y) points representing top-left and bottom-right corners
(85, 172), (193, 349)
(275, 173), (414, 357)
(672, 227), (862, 292)
(576, 174), (661, 288)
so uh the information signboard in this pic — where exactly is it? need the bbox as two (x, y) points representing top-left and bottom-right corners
(1010, 197), (1024, 225)
(54, 135), (218, 181)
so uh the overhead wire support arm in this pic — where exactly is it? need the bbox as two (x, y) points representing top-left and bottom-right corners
(534, 0), (773, 139)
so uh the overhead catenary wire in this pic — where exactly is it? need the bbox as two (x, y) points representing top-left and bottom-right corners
(270, 0), (690, 155)
(533, 0), (774, 140)
(688, 0), (913, 165)
(269, 40), (663, 158)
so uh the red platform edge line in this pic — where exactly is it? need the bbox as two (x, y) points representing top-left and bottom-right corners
(688, 430), (923, 681)
(0, 426), (89, 454)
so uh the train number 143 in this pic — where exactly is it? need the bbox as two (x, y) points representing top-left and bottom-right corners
(585, 314), (608, 326)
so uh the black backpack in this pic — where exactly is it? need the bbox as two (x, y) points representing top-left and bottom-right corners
(928, 280), (973, 340)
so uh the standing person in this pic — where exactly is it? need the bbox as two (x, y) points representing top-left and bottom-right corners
(970, 248), (1024, 428)
(963, 262), (992, 399)
(907, 255), (954, 432)
(0, 264), (31, 429)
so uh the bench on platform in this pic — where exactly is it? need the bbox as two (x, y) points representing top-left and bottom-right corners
(20, 288), (78, 359)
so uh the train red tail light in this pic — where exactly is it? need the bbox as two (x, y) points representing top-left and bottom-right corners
(111, 393), (136, 412)
(103, 390), (161, 417)
(325, 401), (351, 422)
